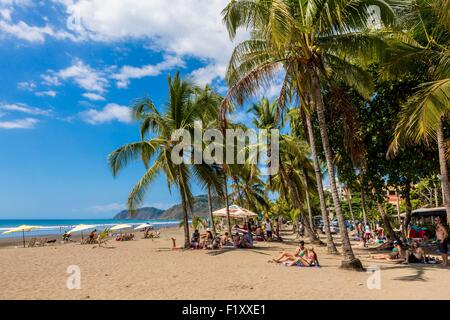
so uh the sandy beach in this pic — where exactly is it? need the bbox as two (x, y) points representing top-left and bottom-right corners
(0, 227), (449, 300)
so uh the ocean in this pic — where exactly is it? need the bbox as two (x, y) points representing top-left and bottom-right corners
(0, 219), (181, 239)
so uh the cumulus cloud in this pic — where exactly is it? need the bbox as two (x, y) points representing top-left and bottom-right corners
(0, 102), (52, 116)
(82, 92), (105, 101)
(36, 90), (57, 97)
(112, 55), (185, 88)
(79, 103), (132, 125)
(58, 0), (246, 85)
(17, 81), (36, 91)
(0, 117), (38, 129)
(45, 59), (108, 93)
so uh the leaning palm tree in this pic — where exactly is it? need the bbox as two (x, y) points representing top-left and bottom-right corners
(221, 0), (396, 269)
(109, 73), (221, 248)
(386, 0), (450, 223)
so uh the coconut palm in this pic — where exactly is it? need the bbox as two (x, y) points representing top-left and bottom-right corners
(247, 97), (321, 243)
(386, 0), (450, 223)
(108, 73), (222, 248)
(221, 0), (396, 269)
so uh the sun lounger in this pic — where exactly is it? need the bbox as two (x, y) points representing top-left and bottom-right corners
(27, 238), (37, 248)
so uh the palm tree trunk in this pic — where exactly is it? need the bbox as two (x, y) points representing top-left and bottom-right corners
(347, 189), (356, 228)
(360, 184), (368, 226)
(434, 182), (439, 207)
(395, 188), (401, 226)
(224, 175), (232, 235)
(279, 163), (319, 243)
(437, 118), (450, 224)
(403, 182), (412, 235)
(303, 167), (314, 228)
(207, 185), (216, 237)
(180, 188), (190, 248)
(307, 64), (361, 270)
(371, 187), (397, 240)
(305, 115), (337, 253)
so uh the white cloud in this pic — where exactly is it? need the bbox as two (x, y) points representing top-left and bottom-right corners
(112, 55), (184, 88)
(82, 92), (105, 101)
(0, 19), (76, 43)
(46, 59), (108, 93)
(189, 63), (227, 86)
(80, 103), (132, 125)
(41, 74), (61, 86)
(0, 117), (38, 129)
(0, 103), (52, 116)
(17, 81), (36, 91)
(36, 90), (57, 97)
(0, 8), (11, 20)
(58, 0), (246, 84)
(85, 202), (125, 213)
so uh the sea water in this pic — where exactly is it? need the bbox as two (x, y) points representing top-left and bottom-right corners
(0, 219), (181, 239)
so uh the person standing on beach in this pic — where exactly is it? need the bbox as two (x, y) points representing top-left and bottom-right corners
(435, 217), (448, 266)
(265, 218), (272, 240)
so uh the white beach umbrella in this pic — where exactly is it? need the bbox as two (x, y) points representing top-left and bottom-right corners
(134, 223), (152, 230)
(67, 224), (97, 234)
(67, 224), (97, 240)
(111, 224), (132, 231)
(3, 225), (40, 248)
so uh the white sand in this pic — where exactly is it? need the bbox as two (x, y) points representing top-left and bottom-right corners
(0, 228), (449, 300)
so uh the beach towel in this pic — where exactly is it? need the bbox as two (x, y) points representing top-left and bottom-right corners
(282, 261), (320, 268)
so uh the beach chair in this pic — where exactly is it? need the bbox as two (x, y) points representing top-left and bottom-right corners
(27, 238), (37, 248)
(36, 238), (47, 247)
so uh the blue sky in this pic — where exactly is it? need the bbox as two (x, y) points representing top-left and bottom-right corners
(0, 0), (284, 219)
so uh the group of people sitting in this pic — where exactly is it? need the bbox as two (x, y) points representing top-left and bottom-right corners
(190, 228), (254, 250)
(143, 227), (160, 239)
(271, 241), (320, 267)
(115, 233), (135, 241)
(371, 239), (432, 264)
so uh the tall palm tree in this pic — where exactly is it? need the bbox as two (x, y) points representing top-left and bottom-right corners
(109, 73), (222, 248)
(221, 0), (396, 269)
(248, 97), (321, 243)
(386, 0), (450, 223)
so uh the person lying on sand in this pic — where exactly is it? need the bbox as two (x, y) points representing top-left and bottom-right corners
(272, 241), (306, 263)
(403, 241), (425, 264)
(371, 241), (403, 261)
(281, 247), (320, 267)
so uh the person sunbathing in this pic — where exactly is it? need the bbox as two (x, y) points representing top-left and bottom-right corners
(371, 241), (403, 261)
(282, 247), (320, 267)
(296, 248), (320, 266)
(272, 241), (306, 263)
(403, 241), (426, 264)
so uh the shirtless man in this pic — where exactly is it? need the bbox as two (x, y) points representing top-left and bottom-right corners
(435, 217), (448, 266)
(403, 241), (425, 264)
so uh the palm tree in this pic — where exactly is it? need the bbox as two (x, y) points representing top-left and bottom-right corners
(248, 97), (321, 243)
(109, 73), (222, 248)
(221, 0), (396, 269)
(386, 0), (450, 223)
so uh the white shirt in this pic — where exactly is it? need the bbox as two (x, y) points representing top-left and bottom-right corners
(265, 221), (272, 232)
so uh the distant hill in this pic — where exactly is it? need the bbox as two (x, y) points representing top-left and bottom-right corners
(113, 195), (224, 220)
(113, 207), (164, 220)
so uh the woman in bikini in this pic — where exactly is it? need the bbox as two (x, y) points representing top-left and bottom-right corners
(272, 241), (307, 263)
(371, 241), (403, 261)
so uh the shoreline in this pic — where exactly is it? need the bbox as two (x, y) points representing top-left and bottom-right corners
(0, 225), (179, 249)
(0, 227), (449, 300)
